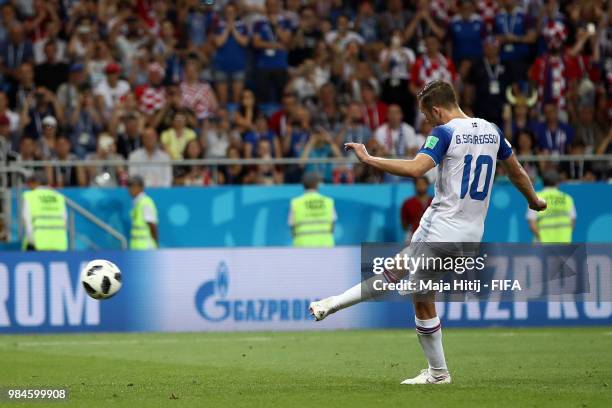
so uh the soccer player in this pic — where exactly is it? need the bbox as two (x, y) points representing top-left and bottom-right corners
(309, 80), (547, 385)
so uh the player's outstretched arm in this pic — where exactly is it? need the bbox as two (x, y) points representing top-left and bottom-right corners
(500, 154), (547, 211)
(344, 143), (435, 178)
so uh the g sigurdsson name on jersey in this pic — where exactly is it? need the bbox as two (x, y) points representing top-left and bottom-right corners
(455, 134), (499, 144)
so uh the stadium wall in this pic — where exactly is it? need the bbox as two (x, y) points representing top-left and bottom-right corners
(9, 182), (612, 249)
(0, 247), (610, 334)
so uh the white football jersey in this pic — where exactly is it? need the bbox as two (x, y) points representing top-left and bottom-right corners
(413, 117), (513, 243)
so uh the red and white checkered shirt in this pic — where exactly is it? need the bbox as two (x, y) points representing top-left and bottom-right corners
(180, 81), (217, 120)
(478, 0), (499, 29)
(136, 85), (166, 115)
(529, 52), (578, 111)
(411, 53), (457, 89)
(430, 0), (451, 24)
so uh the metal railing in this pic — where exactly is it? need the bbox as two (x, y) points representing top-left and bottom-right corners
(0, 153), (609, 248)
(64, 195), (128, 250)
(7, 154), (612, 168)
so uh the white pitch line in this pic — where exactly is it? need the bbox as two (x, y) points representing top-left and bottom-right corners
(0, 336), (273, 348)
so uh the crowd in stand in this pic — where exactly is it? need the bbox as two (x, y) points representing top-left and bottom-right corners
(0, 0), (609, 187)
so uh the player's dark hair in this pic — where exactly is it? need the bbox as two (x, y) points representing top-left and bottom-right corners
(417, 80), (457, 111)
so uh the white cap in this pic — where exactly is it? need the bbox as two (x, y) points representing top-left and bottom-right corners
(42, 116), (57, 127)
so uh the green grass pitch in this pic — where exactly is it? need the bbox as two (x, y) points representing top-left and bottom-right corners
(1, 327), (611, 407)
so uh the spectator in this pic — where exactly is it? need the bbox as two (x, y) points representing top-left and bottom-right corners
(135, 62), (166, 118)
(493, 0), (536, 80)
(374, 104), (422, 158)
(535, 102), (574, 155)
(573, 104), (606, 154)
(185, 1), (216, 52)
(254, 139), (284, 184)
(595, 130), (612, 180)
(23, 87), (62, 141)
(379, 29), (416, 123)
(283, 106), (311, 158)
(67, 21), (95, 61)
(360, 82), (387, 131)
(213, 3), (249, 105)
(46, 135), (84, 187)
(325, 14), (365, 53)
(177, 139), (212, 186)
(311, 40), (333, 90)
(400, 177), (432, 243)
(220, 145), (250, 185)
(312, 83), (343, 134)
(161, 110), (197, 160)
(87, 41), (114, 88)
(288, 6), (322, 67)
(0, 23), (34, 83)
(128, 46), (153, 88)
(379, 0), (413, 43)
(33, 19), (66, 65)
(337, 101), (372, 148)
(57, 63), (87, 113)
(410, 34), (457, 95)
(289, 58), (327, 107)
(269, 90), (299, 136)
(85, 133), (126, 187)
(0, 4), (16, 45)
(529, 20), (578, 116)
(10, 62), (36, 112)
(129, 127), (172, 187)
(0, 91), (19, 134)
(561, 139), (596, 181)
(152, 82), (186, 133)
(68, 88), (102, 158)
(180, 57), (217, 121)
(243, 113), (281, 159)
(503, 87), (538, 143)
(404, 0), (445, 53)
(300, 127), (342, 183)
(468, 37), (511, 126)
(116, 112), (144, 159)
(348, 60), (380, 102)
(202, 108), (240, 159)
(449, 0), (486, 78)
(354, 1), (380, 48)
(282, 0), (301, 27)
(38, 115), (58, 160)
(514, 129), (540, 182)
(112, 15), (149, 71)
(0, 114), (13, 163)
(17, 135), (38, 168)
(252, 0), (293, 103)
(234, 88), (260, 135)
(94, 62), (131, 118)
(34, 40), (68, 92)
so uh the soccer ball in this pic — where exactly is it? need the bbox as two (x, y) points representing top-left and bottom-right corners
(81, 259), (122, 300)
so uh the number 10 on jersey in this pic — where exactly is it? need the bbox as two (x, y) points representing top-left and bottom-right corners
(460, 154), (493, 201)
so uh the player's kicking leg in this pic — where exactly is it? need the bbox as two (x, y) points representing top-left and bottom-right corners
(309, 277), (451, 384)
(309, 269), (394, 321)
(400, 292), (450, 384)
